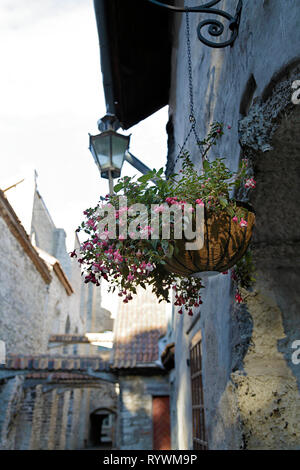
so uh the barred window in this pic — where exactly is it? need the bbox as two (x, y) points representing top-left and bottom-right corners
(190, 331), (208, 450)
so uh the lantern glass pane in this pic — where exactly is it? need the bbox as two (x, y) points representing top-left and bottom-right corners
(111, 134), (129, 171)
(92, 134), (111, 170)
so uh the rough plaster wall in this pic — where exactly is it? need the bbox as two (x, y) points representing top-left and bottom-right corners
(44, 272), (84, 354)
(235, 74), (300, 449)
(0, 216), (48, 355)
(168, 0), (300, 450)
(231, 287), (300, 450)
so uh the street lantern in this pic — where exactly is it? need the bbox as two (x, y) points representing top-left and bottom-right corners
(89, 114), (130, 194)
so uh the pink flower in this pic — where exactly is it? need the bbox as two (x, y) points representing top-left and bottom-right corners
(82, 242), (93, 251)
(196, 199), (204, 206)
(232, 216), (238, 223)
(127, 273), (135, 281)
(87, 218), (96, 228)
(154, 205), (166, 214)
(245, 178), (256, 189)
(145, 263), (154, 272)
(118, 234), (125, 240)
(141, 225), (154, 236)
(240, 218), (248, 228)
(129, 232), (137, 239)
(140, 261), (147, 270)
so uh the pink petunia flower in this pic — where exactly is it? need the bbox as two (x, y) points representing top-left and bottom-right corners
(240, 218), (248, 228)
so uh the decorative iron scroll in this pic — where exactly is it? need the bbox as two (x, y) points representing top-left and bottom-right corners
(147, 0), (243, 48)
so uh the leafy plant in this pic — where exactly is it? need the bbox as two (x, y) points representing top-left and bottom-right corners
(71, 122), (256, 315)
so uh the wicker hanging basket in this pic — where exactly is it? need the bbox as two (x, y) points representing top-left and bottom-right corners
(163, 204), (255, 276)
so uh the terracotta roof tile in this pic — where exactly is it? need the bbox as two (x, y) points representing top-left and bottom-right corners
(112, 286), (167, 369)
(1, 355), (110, 372)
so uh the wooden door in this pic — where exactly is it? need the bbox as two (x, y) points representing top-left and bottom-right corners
(152, 396), (171, 450)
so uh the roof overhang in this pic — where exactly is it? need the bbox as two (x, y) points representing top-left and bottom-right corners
(94, 0), (173, 129)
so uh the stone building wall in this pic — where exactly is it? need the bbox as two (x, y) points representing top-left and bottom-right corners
(119, 375), (169, 450)
(167, 0), (300, 450)
(0, 214), (49, 356)
(0, 186), (115, 450)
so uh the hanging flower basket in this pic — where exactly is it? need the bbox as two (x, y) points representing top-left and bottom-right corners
(163, 204), (255, 276)
(72, 122), (257, 315)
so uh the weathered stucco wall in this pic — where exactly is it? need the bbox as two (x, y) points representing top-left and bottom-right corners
(168, 0), (300, 450)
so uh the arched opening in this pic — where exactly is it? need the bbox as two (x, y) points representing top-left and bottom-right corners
(89, 408), (116, 449)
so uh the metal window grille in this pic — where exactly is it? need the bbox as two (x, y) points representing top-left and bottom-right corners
(190, 335), (208, 450)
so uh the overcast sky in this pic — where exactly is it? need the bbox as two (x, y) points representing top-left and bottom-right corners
(0, 0), (168, 250)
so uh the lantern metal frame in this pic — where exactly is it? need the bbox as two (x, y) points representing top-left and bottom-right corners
(89, 114), (154, 194)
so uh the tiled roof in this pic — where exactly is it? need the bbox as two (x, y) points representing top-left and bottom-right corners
(1, 355), (110, 372)
(49, 334), (90, 344)
(112, 287), (168, 369)
(25, 372), (101, 381)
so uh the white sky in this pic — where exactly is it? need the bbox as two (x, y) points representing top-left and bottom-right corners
(0, 0), (168, 251)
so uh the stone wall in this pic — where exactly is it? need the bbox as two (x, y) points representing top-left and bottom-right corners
(0, 186), (115, 449)
(0, 215), (49, 356)
(168, 0), (300, 450)
(119, 375), (169, 450)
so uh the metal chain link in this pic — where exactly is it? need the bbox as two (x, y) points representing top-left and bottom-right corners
(168, 8), (203, 175)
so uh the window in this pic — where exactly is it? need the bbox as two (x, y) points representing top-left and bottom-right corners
(190, 331), (208, 450)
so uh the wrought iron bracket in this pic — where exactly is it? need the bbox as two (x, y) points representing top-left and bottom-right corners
(147, 0), (243, 48)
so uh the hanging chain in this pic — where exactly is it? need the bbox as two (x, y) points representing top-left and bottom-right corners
(168, 8), (203, 175)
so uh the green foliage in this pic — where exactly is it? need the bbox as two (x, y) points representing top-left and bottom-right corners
(74, 122), (255, 313)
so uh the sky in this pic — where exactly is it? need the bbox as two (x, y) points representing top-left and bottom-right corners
(0, 0), (168, 251)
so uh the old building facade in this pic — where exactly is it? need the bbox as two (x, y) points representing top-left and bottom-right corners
(0, 179), (117, 450)
(0, 175), (170, 450)
(94, 0), (300, 450)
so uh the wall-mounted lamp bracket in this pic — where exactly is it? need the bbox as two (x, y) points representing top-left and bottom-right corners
(147, 0), (243, 48)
